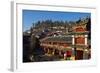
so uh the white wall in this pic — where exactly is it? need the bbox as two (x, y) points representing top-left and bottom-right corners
(0, 0), (100, 73)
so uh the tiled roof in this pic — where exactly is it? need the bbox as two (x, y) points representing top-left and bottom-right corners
(40, 36), (72, 43)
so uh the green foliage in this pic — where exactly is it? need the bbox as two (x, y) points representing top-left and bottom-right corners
(31, 17), (90, 30)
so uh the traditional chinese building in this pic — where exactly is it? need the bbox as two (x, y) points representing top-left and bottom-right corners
(69, 21), (90, 60)
(40, 20), (91, 60)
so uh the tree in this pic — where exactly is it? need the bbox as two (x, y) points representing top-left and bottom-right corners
(86, 17), (91, 39)
(76, 18), (81, 24)
(30, 34), (44, 61)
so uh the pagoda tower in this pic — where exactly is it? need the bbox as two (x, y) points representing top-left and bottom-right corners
(71, 21), (90, 60)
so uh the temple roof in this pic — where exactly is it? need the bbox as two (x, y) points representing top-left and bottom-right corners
(68, 31), (89, 35)
(40, 36), (72, 43)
